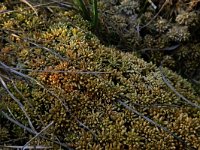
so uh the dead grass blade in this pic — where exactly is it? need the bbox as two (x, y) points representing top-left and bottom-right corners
(116, 99), (195, 150)
(1, 61), (96, 141)
(76, 119), (98, 141)
(159, 66), (200, 110)
(51, 0), (74, 10)
(0, 73), (34, 108)
(4, 67), (111, 75)
(8, 33), (70, 62)
(2, 145), (53, 149)
(147, 0), (157, 9)
(1, 111), (73, 150)
(1, 110), (37, 135)
(140, 0), (168, 29)
(22, 121), (54, 150)
(191, 78), (200, 85)
(20, 0), (38, 15)
(0, 1), (57, 15)
(138, 44), (180, 52)
(0, 75), (37, 134)
(0, 137), (27, 145)
(0, 61), (70, 111)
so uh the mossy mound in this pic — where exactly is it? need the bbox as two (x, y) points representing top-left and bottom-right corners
(98, 0), (200, 88)
(0, 2), (200, 149)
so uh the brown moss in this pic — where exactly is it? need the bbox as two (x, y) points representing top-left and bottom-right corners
(0, 126), (9, 141)
(0, 1), (200, 149)
(98, 0), (200, 92)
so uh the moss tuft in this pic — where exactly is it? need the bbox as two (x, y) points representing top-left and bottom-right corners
(0, 1), (200, 149)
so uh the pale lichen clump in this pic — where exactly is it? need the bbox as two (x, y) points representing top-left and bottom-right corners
(175, 11), (199, 26)
(0, 1), (200, 149)
(167, 26), (190, 42)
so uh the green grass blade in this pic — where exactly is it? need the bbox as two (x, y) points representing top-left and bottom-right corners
(74, 0), (91, 21)
(91, 0), (98, 28)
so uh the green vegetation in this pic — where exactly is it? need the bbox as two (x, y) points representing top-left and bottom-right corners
(0, 0), (200, 149)
(73, 0), (99, 29)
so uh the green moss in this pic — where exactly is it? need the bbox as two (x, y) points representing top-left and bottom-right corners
(0, 1), (200, 149)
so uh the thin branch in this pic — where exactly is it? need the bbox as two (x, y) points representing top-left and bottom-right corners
(22, 121), (54, 150)
(0, 67), (112, 75)
(1, 111), (73, 150)
(0, 1), (59, 14)
(1, 61), (98, 143)
(1, 145), (52, 149)
(1, 111), (36, 135)
(116, 99), (195, 150)
(0, 75), (37, 134)
(76, 119), (98, 141)
(159, 66), (200, 110)
(0, 137), (27, 144)
(140, 0), (169, 29)
(9, 33), (70, 62)
(20, 0), (38, 15)
(138, 44), (180, 52)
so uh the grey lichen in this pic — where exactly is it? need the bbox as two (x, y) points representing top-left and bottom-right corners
(167, 26), (190, 42)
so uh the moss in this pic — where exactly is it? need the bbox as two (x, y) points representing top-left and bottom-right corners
(0, 1), (200, 149)
(98, 0), (200, 91)
(0, 126), (9, 141)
